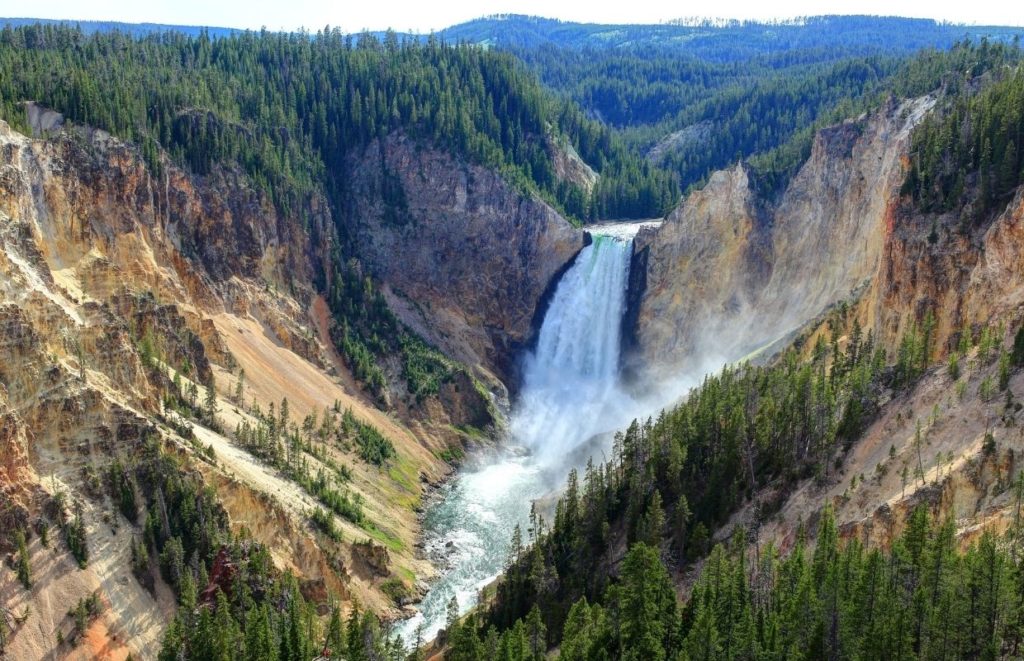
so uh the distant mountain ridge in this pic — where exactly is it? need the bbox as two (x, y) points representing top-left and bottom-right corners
(0, 16), (240, 38)
(3, 14), (1024, 58)
(437, 14), (1024, 61)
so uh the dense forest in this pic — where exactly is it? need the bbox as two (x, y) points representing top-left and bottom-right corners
(0, 23), (677, 222)
(903, 64), (1024, 223)
(445, 505), (1024, 660)
(513, 39), (1023, 194)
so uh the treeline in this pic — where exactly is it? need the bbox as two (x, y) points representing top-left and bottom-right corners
(903, 61), (1024, 223)
(0, 23), (677, 221)
(443, 15), (1024, 61)
(447, 504), (1024, 660)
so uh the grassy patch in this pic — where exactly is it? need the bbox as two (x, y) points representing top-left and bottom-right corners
(437, 445), (466, 464)
(362, 523), (404, 553)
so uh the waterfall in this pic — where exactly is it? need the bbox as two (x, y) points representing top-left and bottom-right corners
(511, 233), (636, 463)
(397, 227), (644, 647)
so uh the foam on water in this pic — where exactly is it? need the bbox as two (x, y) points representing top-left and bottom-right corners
(396, 228), (643, 646)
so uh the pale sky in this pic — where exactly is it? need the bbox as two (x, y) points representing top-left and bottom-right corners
(5, 0), (1022, 33)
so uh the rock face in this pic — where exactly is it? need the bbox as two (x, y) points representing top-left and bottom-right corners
(0, 113), (595, 657)
(343, 133), (584, 385)
(863, 175), (1024, 357)
(633, 97), (935, 375)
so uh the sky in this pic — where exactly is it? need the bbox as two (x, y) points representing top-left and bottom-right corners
(5, 0), (1022, 33)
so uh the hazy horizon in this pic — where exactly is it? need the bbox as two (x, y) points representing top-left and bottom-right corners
(5, 0), (1023, 34)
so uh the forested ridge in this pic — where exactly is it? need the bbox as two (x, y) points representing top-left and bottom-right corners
(440, 15), (1024, 60)
(513, 39), (1023, 194)
(0, 23), (677, 223)
(903, 62), (1024, 224)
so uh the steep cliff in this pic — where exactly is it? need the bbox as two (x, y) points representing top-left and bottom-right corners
(0, 120), (431, 658)
(633, 96), (935, 376)
(342, 132), (584, 387)
(630, 89), (1024, 568)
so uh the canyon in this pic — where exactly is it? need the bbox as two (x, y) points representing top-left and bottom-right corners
(1, 69), (1023, 660)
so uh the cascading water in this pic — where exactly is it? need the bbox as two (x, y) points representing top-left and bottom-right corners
(397, 229), (640, 646)
(512, 234), (637, 462)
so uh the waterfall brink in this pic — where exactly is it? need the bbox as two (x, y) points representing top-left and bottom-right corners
(512, 233), (636, 463)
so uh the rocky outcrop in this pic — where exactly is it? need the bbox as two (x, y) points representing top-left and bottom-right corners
(645, 120), (714, 164)
(343, 132), (584, 385)
(630, 162), (770, 374)
(633, 96), (935, 375)
(0, 399), (38, 549)
(856, 175), (1024, 359)
(547, 135), (599, 193)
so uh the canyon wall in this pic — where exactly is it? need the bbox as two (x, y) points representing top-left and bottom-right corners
(633, 96), (935, 376)
(0, 118), (585, 658)
(342, 133), (584, 386)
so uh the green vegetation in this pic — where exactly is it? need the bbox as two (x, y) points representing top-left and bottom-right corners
(15, 530), (31, 589)
(380, 577), (413, 606)
(448, 503), (1024, 660)
(904, 49), (1024, 223)
(108, 459), (139, 524)
(160, 586), (405, 661)
(63, 506), (89, 569)
(354, 422), (396, 466)
(326, 259), (472, 404)
(102, 432), (407, 660)
(234, 399), (370, 529)
(438, 446), (467, 464)
(69, 592), (101, 644)
(310, 507), (342, 541)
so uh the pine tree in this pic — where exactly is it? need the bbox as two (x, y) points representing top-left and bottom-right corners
(15, 530), (31, 589)
(235, 369), (246, 403)
(616, 543), (677, 661)
(245, 604), (277, 661)
(204, 372), (219, 425)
